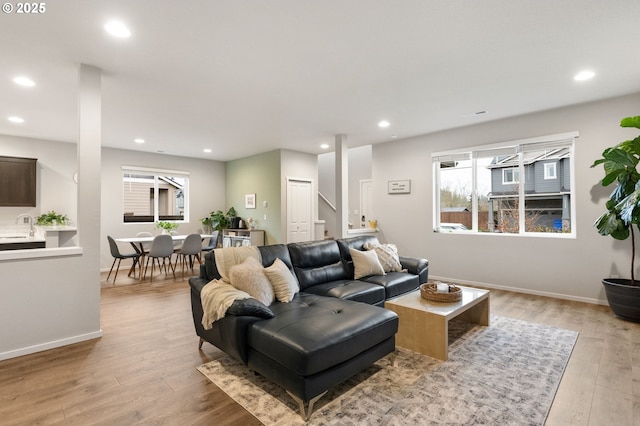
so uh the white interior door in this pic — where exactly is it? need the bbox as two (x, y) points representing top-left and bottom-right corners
(287, 178), (312, 243)
(360, 179), (373, 227)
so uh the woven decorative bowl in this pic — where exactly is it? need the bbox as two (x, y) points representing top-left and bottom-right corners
(420, 282), (462, 302)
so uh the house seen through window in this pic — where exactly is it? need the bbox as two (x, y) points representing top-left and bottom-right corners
(122, 166), (189, 223)
(432, 132), (576, 236)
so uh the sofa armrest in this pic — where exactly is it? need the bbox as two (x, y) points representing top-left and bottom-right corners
(189, 277), (265, 364)
(399, 256), (429, 283)
(189, 276), (209, 292)
(199, 251), (222, 281)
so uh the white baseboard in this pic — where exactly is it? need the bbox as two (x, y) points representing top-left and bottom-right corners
(0, 330), (103, 361)
(429, 275), (608, 306)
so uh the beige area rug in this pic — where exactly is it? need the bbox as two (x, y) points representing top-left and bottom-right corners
(198, 316), (577, 425)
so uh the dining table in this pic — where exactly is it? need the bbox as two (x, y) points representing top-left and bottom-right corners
(115, 234), (210, 281)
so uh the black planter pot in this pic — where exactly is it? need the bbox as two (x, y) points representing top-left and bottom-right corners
(602, 278), (640, 322)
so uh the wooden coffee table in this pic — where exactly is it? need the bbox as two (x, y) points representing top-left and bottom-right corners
(385, 285), (490, 361)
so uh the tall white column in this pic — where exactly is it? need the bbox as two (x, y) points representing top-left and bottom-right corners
(335, 134), (348, 238)
(77, 64), (102, 273)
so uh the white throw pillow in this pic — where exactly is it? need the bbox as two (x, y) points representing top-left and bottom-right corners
(228, 257), (275, 306)
(264, 258), (299, 303)
(363, 241), (404, 273)
(350, 248), (386, 279)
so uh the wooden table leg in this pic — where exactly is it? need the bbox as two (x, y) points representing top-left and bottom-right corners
(130, 242), (146, 281)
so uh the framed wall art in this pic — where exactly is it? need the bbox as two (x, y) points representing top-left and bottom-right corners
(388, 179), (411, 194)
(245, 193), (256, 209)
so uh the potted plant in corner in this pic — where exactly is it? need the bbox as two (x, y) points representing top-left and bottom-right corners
(200, 207), (237, 246)
(591, 115), (640, 322)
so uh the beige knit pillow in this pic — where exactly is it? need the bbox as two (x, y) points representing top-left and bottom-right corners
(363, 242), (404, 272)
(264, 258), (299, 303)
(350, 248), (386, 279)
(229, 257), (275, 306)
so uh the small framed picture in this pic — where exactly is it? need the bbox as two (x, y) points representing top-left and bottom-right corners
(245, 193), (256, 209)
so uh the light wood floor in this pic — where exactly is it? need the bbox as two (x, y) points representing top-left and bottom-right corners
(0, 268), (638, 425)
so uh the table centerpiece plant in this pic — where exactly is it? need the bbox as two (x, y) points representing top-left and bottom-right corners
(155, 221), (179, 235)
(591, 115), (640, 322)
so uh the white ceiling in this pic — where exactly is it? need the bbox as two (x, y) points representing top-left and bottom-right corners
(1, 0), (639, 161)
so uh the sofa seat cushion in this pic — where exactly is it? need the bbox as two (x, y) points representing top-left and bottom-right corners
(247, 293), (398, 376)
(302, 280), (385, 305)
(362, 272), (420, 299)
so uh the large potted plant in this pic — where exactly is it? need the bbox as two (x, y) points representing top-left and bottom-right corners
(591, 115), (640, 322)
(200, 207), (237, 246)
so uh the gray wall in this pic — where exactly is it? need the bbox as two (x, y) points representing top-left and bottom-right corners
(225, 149), (317, 245)
(101, 148), (226, 269)
(372, 92), (640, 304)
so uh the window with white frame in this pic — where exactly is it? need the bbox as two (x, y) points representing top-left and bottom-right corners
(502, 167), (519, 184)
(122, 166), (189, 224)
(432, 132), (576, 235)
(544, 162), (557, 180)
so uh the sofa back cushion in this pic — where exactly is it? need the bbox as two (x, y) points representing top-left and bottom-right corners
(337, 235), (381, 276)
(258, 244), (293, 270)
(288, 240), (350, 290)
(337, 235), (381, 259)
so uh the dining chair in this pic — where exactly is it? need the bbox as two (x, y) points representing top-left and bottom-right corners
(136, 231), (153, 254)
(143, 234), (176, 281)
(174, 233), (203, 278)
(201, 230), (219, 253)
(107, 235), (141, 284)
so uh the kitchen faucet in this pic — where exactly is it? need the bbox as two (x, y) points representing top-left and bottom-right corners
(16, 214), (35, 237)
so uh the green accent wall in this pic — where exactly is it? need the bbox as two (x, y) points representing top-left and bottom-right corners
(226, 150), (281, 244)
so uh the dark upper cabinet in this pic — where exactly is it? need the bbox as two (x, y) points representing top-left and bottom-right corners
(0, 156), (37, 207)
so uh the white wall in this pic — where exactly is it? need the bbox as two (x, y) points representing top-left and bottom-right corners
(347, 146), (372, 227)
(0, 135), (78, 226)
(0, 134), (99, 360)
(318, 151), (337, 237)
(373, 92), (640, 304)
(101, 148), (226, 270)
(0, 134), (226, 360)
(280, 149), (319, 241)
(318, 145), (373, 238)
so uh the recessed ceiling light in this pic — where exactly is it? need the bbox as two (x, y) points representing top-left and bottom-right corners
(391, 135), (398, 139)
(8, 116), (24, 123)
(320, 143), (330, 149)
(574, 70), (595, 81)
(13, 76), (35, 87)
(134, 138), (145, 144)
(104, 21), (131, 38)
(203, 148), (212, 153)
(378, 120), (390, 128)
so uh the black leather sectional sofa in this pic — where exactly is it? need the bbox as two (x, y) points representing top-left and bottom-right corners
(189, 235), (429, 419)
